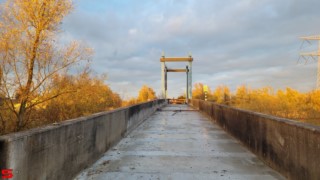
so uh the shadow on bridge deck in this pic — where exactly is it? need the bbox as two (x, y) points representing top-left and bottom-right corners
(74, 104), (284, 180)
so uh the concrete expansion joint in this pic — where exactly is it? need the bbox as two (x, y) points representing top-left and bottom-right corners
(157, 109), (198, 112)
(171, 111), (179, 116)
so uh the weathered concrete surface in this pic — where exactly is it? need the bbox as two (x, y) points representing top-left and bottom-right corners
(191, 99), (320, 180)
(0, 99), (166, 180)
(74, 105), (284, 180)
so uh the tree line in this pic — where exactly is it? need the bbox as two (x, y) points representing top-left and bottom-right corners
(192, 83), (320, 126)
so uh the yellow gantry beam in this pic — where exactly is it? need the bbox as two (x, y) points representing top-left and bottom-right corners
(166, 69), (188, 72)
(160, 57), (193, 62)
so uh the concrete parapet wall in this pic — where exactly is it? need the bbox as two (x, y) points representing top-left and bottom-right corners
(190, 99), (320, 180)
(0, 99), (166, 180)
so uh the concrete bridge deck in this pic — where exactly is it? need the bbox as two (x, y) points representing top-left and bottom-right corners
(74, 105), (284, 180)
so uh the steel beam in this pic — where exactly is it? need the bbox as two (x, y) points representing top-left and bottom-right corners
(160, 57), (193, 62)
(167, 69), (187, 72)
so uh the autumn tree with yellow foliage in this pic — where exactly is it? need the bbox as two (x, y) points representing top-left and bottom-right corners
(41, 72), (122, 124)
(121, 85), (156, 107)
(194, 83), (320, 126)
(192, 83), (207, 100)
(0, 1), (159, 135)
(192, 83), (230, 104)
(137, 85), (156, 102)
(0, 0), (94, 134)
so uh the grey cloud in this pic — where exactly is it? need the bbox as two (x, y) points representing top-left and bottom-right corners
(61, 0), (320, 98)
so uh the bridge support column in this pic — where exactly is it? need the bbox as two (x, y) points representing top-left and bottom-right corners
(161, 61), (166, 98)
(165, 66), (168, 98)
(188, 60), (192, 100)
(186, 66), (189, 103)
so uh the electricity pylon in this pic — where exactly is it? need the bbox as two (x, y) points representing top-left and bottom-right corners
(299, 36), (320, 89)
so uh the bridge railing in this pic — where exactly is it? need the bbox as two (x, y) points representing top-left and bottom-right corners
(0, 99), (167, 180)
(190, 99), (320, 180)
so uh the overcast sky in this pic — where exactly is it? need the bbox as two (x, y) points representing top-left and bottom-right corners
(60, 0), (320, 98)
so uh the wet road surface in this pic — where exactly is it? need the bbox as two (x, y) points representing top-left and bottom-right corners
(74, 105), (284, 180)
